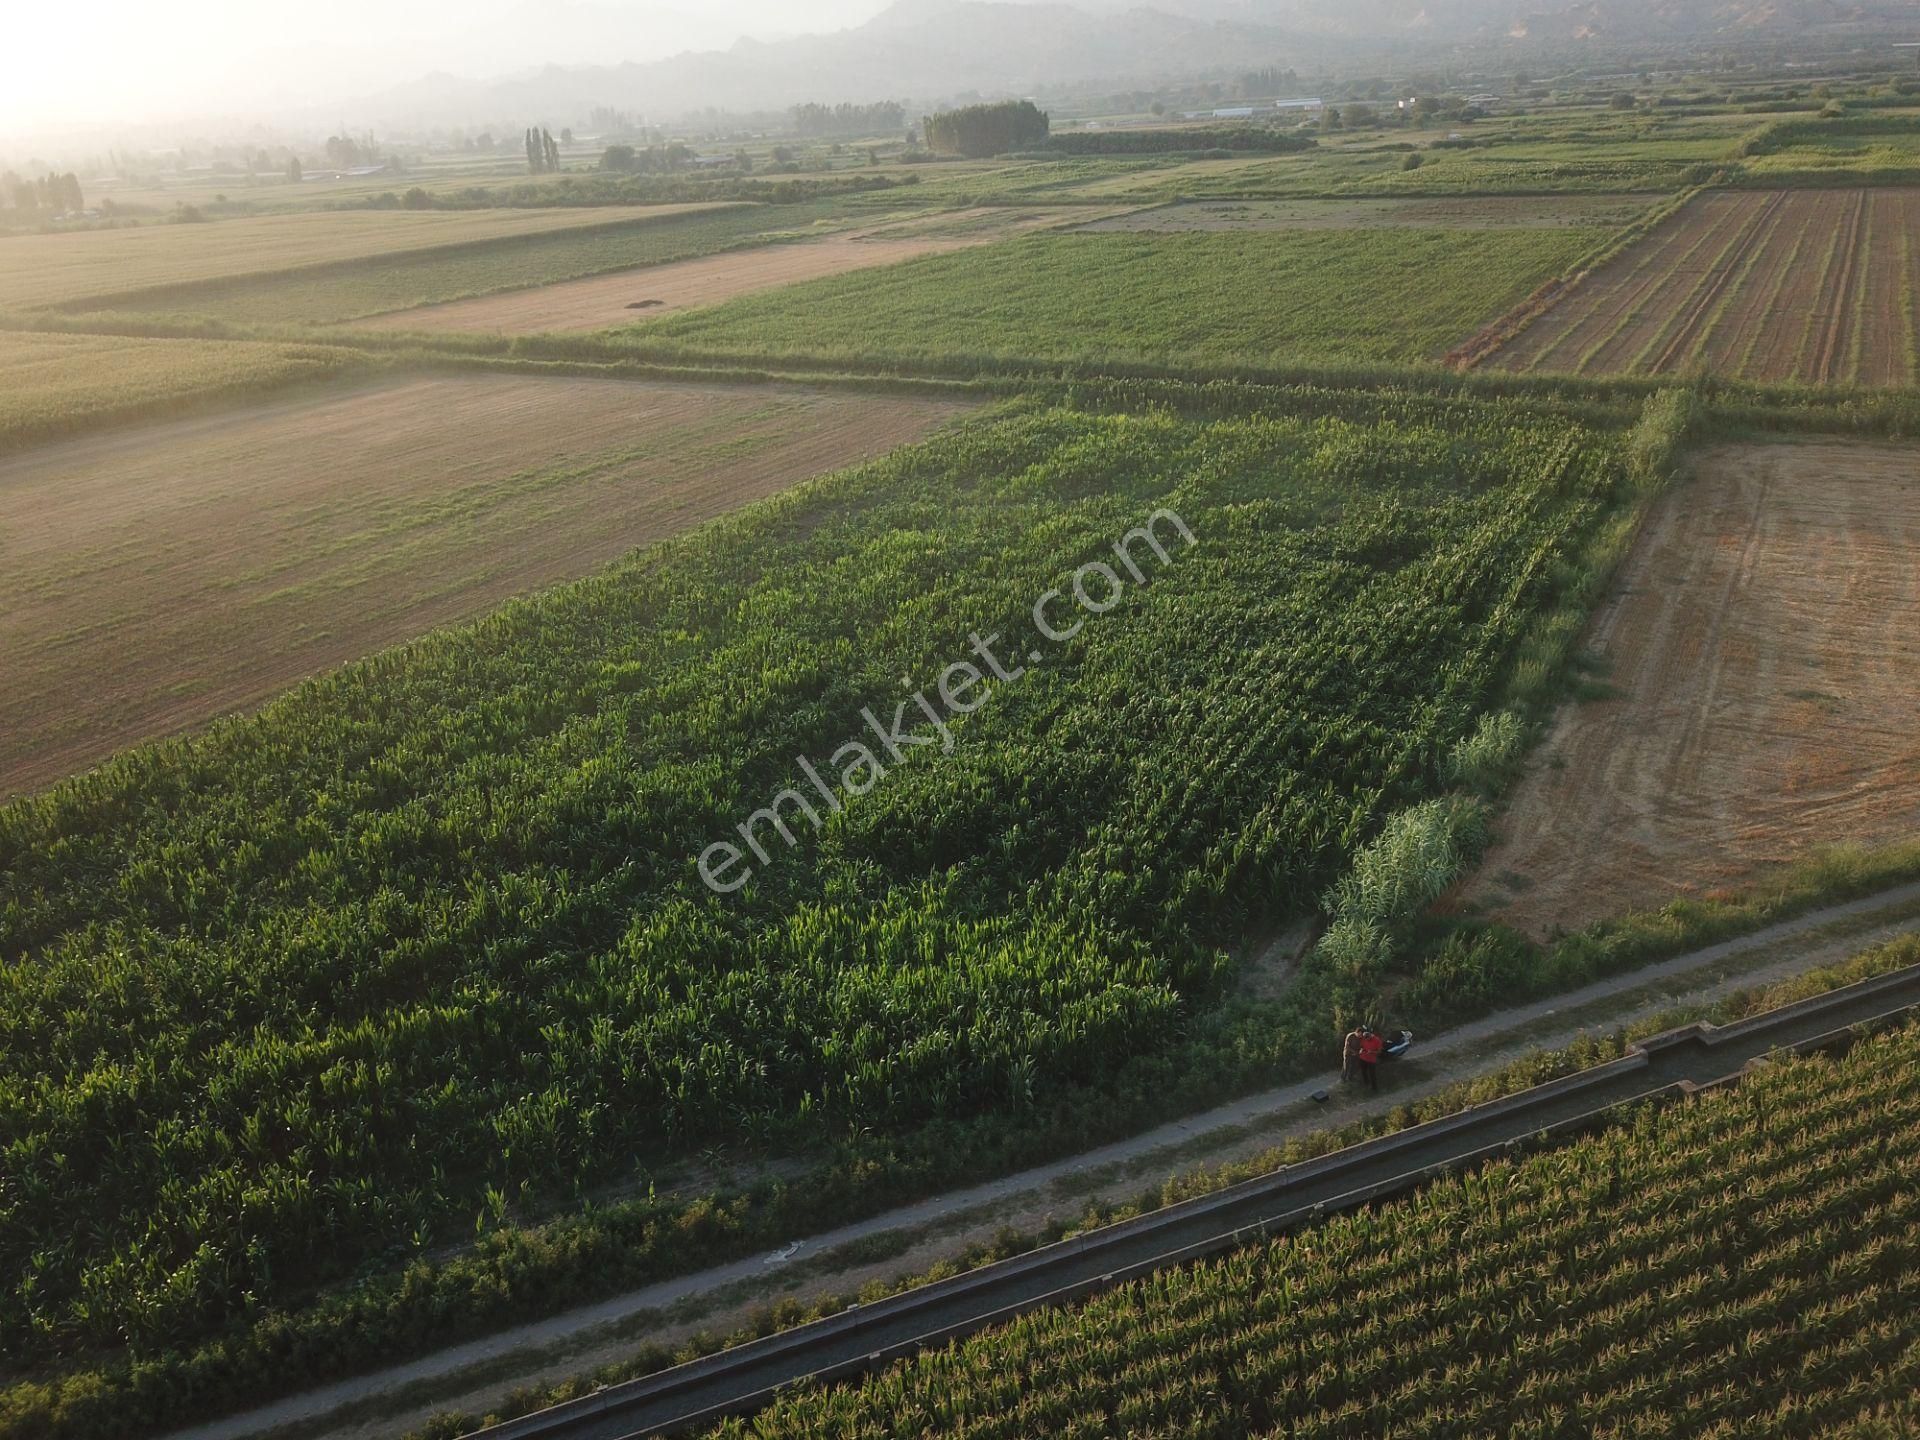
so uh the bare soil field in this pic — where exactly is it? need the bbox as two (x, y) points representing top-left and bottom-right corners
(347, 210), (1086, 334)
(1465, 441), (1920, 939)
(0, 205), (735, 310)
(0, 374), (970, 799)
(1484, 188), (1919, 385)
(1079, 195), (1650, 231)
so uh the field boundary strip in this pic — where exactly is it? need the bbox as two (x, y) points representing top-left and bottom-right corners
(469, 961), (1920, 1440)
(1810, 190), (1870, 383)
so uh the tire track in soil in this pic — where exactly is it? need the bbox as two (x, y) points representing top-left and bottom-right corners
(1465, 439), (1920, 939)
(1643, 190), (1791, 376)
(1810, 189), (1870, 385)
(1577, 192), (1771, 376)
(1490, 194), (1749, 373)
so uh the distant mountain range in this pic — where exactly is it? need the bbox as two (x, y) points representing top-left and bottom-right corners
(348, 0), (1920, 129)
(1105, 0), (1919, 42)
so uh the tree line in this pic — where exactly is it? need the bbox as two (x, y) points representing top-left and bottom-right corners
(323, 133), (382, 168)
(1048, 127), (1316, 155)
(922, 99), (1050, 158)
(1, 170), (83, 213)
(790, 101), (906, 138)
(600, 141), (694, 174)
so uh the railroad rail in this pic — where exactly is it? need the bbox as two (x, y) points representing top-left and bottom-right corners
(476, 962), (1920, 1440)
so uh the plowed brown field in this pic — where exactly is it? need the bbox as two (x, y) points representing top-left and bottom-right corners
(1466, 440), (1920, 939)
(1483, 189), (1919, 385)
(0, 375), (971, 798)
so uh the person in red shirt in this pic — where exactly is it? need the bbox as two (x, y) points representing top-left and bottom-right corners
(1356, 1026), (1385, 1092)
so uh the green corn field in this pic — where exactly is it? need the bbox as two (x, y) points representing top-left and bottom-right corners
(0, 397), (1632, 1372)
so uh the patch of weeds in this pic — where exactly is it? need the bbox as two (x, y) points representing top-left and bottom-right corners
(1786, 688), (1843, 713)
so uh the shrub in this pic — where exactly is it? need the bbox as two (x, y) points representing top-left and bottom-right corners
(1444, 711), (1526, 796)
(1624, 386), (1700, 490)
(1312, 795), (1489, 1005)
(1400, 925), (1534, 1015)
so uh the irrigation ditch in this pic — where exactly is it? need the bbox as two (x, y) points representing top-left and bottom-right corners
(474, 959), (1920, 1440)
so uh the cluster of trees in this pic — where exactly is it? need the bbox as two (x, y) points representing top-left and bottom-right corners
(790, 101), (906, 137)
(588, 105), (642, 136)
(1048, 128), (1315, 156)
(923, 99), (1049, 158)
(600, 141), (694, 174)
(0, 170), (84, 213)
(392, 171), (911, 209)
(1292, 95), (1488, 132)
(322, 133), (381, 168)
(526, 126), (562, 173)
(1324, 103), (1374, 129)
(1403, 94), (1488, 124)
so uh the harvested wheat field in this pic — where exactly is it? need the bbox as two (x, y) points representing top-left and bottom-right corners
(1483, 188), (1918, 385)
(348, 210), (1082, 334)
(0, 374), (970, 799)
(1466, 440), (1920, 939)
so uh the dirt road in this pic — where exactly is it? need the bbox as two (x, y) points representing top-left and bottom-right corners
(1467, 439), (1920, 938)
(165, 880), (1920, 1440)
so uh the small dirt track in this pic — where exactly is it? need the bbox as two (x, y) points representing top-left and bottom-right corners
(164, 879), (1920, 1440)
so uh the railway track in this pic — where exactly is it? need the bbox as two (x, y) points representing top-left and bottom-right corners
(473, 962), (1920, 1440)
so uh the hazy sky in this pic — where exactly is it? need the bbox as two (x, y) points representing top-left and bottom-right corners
(9, 0), (902, 131)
